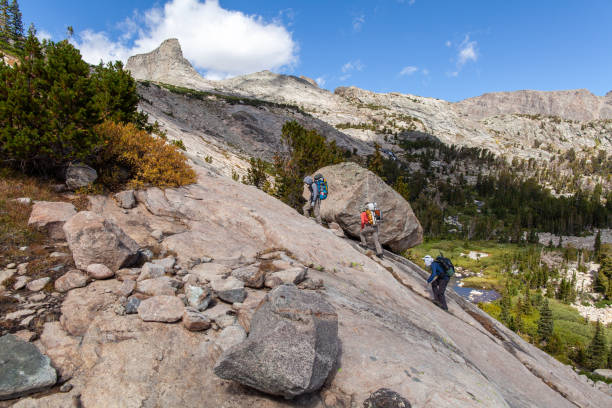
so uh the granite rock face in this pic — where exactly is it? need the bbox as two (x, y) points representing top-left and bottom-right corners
(0, 334), (57, 400)
(310, 162), (423, 251)
(214, 284), (339, 398)
(27, 201), (76, 240)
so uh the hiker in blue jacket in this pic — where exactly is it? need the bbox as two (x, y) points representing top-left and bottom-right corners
(423, 255), (450, 311)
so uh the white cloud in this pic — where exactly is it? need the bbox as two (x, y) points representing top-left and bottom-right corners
(315, 77), (326, 87)
(73, 0), (297, 79)
(457, 35), (478, 67)
(399, 65), (418, 76)
(445, 40), (451, 47)
(341, 60), (364, 73)
(37, 29), (52, 42)
(352, 15), (365, 32)
(422, 68), (429, 75)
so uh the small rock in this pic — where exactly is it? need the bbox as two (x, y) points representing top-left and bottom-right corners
(86, 264), (114, 280)
(363, 388), (412, 408)
(117, 279), (136, 297)
(26, 277), (51, 292)
(231, 264), (265, 288)
(6, 263), (16, 269)
(19, 246), (28, 251)
(49, 252), (69, 258)
(60, 383), (73, 393)
(14, 330), (36, 342)
(0, 268), (16, 286)
(6, 309), (36, 320)
(54, 270), (88, 292)
(29, 293), (46, 302)
(21, 315), (35, 326)
(214, 325), (247, 353)
(151, 229), (164, 241)
(14, 197), (32, 205)
(65, 162), (97, 190)
(202, 303), (236, 329)
(116, 268), (140, 281)
(13, 276), (29, 290)
(183, 308), (211, 331)
(152, 256), (176, 273)
(137, 295), (184, 323)
(258, 251), (284, 260)
(185, 284), (212, 311)
(211, 277), (247, 304)
(113, 302), (126, 316)
(136, 276), (178, 296)
(138, 262), (165, 281)
(125, 296), (141, 314)
(114, 190), (136, 209)
(0, 334), (57, 399)
(190, 263), (230, 283)
(263, 275), (283, 289)
(17, 263), (28, 275)
(140, 248), (154, 262)
(298, 278), (324, 290)
(269, 267), (307, 285)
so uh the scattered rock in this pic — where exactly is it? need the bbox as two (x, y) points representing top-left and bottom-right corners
(59, 383), (73, 393)
(214, 284), (339, 398)
(298, 277), (324, 290)
(14, 330), (36, 342)
(86, 263), (114, 280)
(6, 263), (16, 269)
(268, 266), (307, 285)
(116, 268), (140, 281)
(231, 264), (265, 288)
(263, 275), (283, 289)
(136, 276), (178, 296)
(29, 293), (46, 302)
(65, 162), (97, 190)
(117, 279), (136, 297)
(202, 302), (236, 329)
(17, 263), (28, 275)
(190, 263), (230, 283)
(138, 262), (165, 281)
(14, 197), (32, 205)
(363, 388), (412, 408)
(0, 268), (15, 286)
(137, 295), (184, 322)
(113, 190), (136, 209)
(185, 284), (212, 311)
(0, 334), (57, 400)
(54, 270), (88, 292)
(214, 325), (247, 353)
(140, 248), (154, 262)
(211, 277), (247, 304)
(27, 201), (77, 240)
(63, 211), (140, 271)
(182, 307), (211, 331)
(125, 296), (141, 314)
(6, 309), (36, 320)
(152, 256), (176, 273)
(13, 276), (29, 290)
(26, 277), (51, 292)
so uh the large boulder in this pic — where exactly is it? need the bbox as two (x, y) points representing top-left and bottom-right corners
(27, 201), (76, 240)
(214, 284), (339, 398)
(65, 163), (97, 190)
(63, 211), (140, 271)
(0, 334), (57, 400)
(306, 162), (423, 252)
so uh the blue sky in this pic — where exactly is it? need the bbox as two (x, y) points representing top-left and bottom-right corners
(21, 0), (612, 101)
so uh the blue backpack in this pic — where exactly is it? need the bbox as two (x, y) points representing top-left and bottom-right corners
(314, 174), (328, 200)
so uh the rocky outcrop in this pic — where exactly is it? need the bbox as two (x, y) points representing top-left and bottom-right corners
(65, 163), (97, 190)
(311, 162), (423, 251)
(214, 284), (339, 398)
(27, 201), (76, 240)
(63, 211), (140, 271)
(0, 334), (56, 400)
(455, 89), (612, 121)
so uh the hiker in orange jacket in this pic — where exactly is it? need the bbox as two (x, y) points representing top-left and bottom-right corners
(359, 203), (383, 258)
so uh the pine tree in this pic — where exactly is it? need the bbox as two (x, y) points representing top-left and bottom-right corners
(537, 299), (553, 343)
(8, 0), (22, 47)
(586, 320), (607, 370)
(0, 0), (9, 44)
(594, 230), (602, 261)
(368, 143), (385, 179)
(499, 294), (511, 324)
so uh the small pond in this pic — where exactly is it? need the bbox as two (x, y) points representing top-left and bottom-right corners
(451, 277), (500, 303)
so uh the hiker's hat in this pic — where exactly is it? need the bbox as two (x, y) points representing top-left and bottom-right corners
(423, 255), (434, 267)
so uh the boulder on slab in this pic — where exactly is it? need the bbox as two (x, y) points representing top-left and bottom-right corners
(125, 296), (141, 314)
(185, 284), (212, 311)
(306, 162), (423, 252)
(86, 263), (114, 280)
(28, 201), (76, 240)
(54, 270), (88, 292)
(202, 302), (236, 329)
(0, 334), (57, 400)
(268, 267), (307, 285)
(213, 284), (339, 398)
(137, 295), (184, 322)
(63, 211), (140, 271)
(138, 262), (165, 281)
(183, 307), (211, 331)
(211, 277), (247, 304)
(26, 277), (50, 292)
(65, 163), (97, 190)
(113, 190), (136, 209)
(152, 256), (176, 273)
(363, 388), (412, 408)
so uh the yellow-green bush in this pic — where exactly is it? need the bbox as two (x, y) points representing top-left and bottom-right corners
(96, 121), (196, 189)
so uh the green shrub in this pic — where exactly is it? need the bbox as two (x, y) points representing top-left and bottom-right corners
(170, 139), (186, 150)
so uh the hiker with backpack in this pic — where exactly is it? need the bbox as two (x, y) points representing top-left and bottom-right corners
(303, 175), (326, 224)
(423, 254), (455, 311)
(360, 202), (383, 258)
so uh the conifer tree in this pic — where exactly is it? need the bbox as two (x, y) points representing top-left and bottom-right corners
(8, 0), (22, 47)
(586, 320), (607, 370)
(0, 0), (9, 44)
(499, 294), (511, 324)
(368, 143), (385, 180)
(537, 299), (553, 343)
(594, 230), (602, 260)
